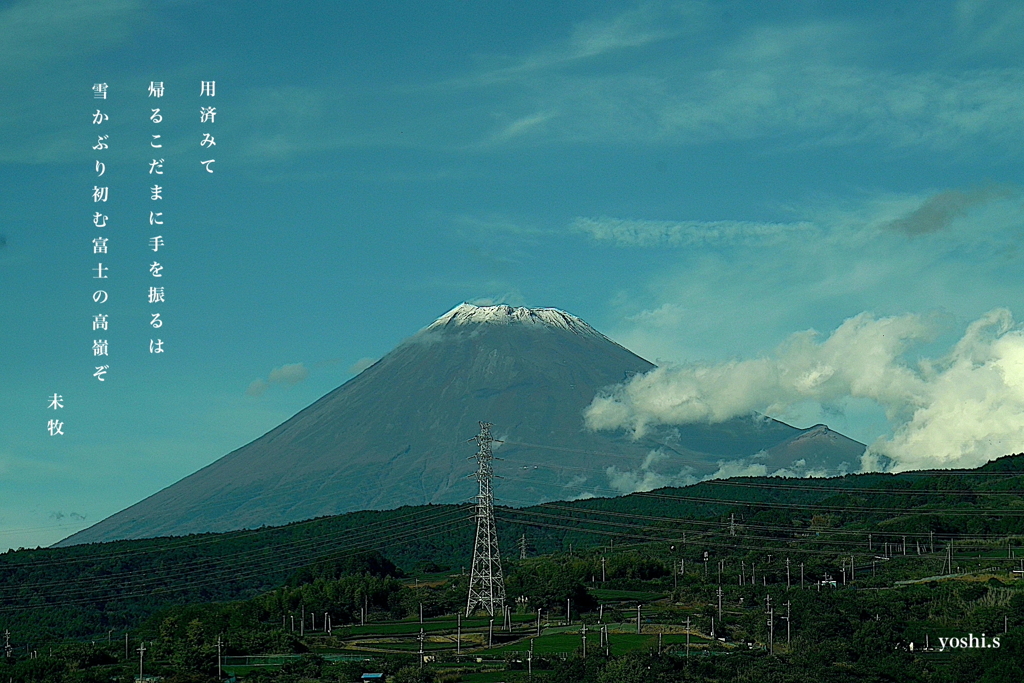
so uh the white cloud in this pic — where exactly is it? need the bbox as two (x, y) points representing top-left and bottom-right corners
(587, 308), (1024, 473)
(246, 362), (310, 396)
(348, 357), (378, 375)
(704, 456), (839, 480)
(605, 449), (697, 494)
(245, 379), (269, 397)
(267, 363), (309, 385)
(704, 460), (768, 480)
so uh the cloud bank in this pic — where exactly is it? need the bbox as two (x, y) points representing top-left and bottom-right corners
(585, 308), (1024, 472)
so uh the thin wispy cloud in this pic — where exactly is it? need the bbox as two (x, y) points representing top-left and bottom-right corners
(0, 0), (143, 73)
(450, 1), (698, 87)
(435, 5), (1024, 154)
(573, 216), (815, 247)
(486, 112), (556, 144)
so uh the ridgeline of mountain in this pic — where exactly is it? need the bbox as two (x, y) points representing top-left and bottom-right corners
(58, 304), (865, 546)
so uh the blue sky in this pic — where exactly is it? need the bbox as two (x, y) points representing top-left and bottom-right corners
(3, 0), (1024, 550)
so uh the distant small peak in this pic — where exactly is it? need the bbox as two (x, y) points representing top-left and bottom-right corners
(427, 303), (601, 336)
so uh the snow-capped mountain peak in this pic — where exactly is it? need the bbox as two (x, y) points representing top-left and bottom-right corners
(426, 303), (601, 336)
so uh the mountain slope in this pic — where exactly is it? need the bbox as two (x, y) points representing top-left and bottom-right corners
(59, 304), (864, 546)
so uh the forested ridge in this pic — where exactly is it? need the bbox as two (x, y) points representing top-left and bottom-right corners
(1, 454), (1023, 681)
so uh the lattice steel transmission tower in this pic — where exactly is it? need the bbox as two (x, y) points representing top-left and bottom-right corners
(466, 421), (506, 617)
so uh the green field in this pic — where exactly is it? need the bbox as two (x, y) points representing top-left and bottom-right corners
(477, 629), (714, 657)
(589, 588), (666, 602)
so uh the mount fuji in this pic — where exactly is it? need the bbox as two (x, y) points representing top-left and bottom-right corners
(58, 303), (865, 546)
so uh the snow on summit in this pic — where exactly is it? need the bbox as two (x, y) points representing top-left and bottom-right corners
(427, 303), (601, 336)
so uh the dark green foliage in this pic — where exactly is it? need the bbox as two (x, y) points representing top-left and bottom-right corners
(2, 455), (1024, 680)
(505, 556), (597, 613)
(286, 550), (403, 587)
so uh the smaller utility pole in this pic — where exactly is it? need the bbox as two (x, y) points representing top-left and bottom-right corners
(686, 617), (690, 657)
(786, 558), (791, 589)
(137, 643), (146, 682)
(457, 612), (462, 656)
(637, 604), (642, 634)
(217, 636), (223, 679)
(418, 628), (424, 669)
(785, 601), (791, 647)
